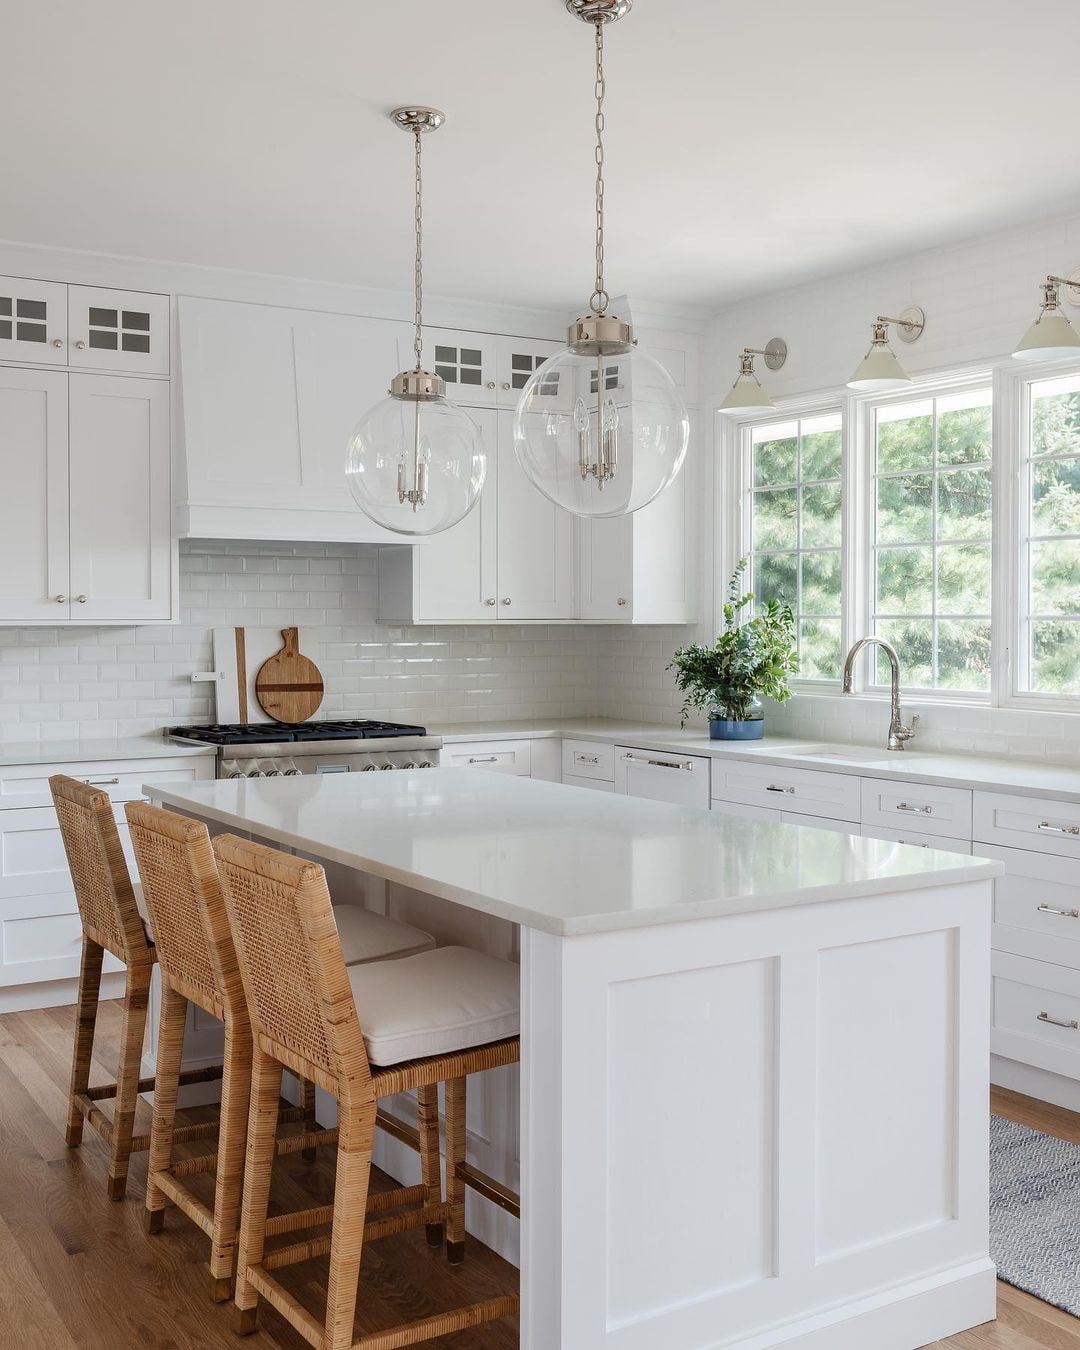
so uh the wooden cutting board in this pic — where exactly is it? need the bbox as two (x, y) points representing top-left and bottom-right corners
(254, 628), (324, 724)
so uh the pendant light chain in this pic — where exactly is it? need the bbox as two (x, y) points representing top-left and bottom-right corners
(413, 126), (424, 370)
(591, 18), (608, 317)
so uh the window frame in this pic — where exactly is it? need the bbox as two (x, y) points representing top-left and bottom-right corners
(858, 375), (995, 702)
(1003, 359), (1080, 709)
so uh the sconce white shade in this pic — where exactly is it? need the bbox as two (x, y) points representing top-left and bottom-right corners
(1013, 308), (1080, 362)
(847, 344), (912, 392)
(718, 372), (774, 415)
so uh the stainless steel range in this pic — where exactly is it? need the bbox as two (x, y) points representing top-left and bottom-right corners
(167, 720), (442, 779)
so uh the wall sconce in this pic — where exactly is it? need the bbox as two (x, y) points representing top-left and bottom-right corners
(1013, 271), (1080, 361)
(718, 338), (788, 415)
(847, 307), (926, 392)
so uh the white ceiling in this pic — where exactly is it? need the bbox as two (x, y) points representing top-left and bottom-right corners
(7, 1), (1080, 314)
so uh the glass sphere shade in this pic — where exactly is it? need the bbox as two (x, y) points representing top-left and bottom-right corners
(513, 344), (689, 517)
(346, 394), (486, 537)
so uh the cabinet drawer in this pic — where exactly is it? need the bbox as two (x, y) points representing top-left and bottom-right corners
(782, 812), (858, 835)
(711, 761), (860, 822)
(992, 951), (1080, 1080)
(0, 757), (211, 811)
(562, 739), (614, 783)
(0, 893), (122, 987)
(563, 773), (615, 794)
(862, 825), (971, 853)
(975, 842), (1080, 969)
(973, 790), (1080, 858)
(0, 805), (136, 900)
(442, 741), (532, 776)
(860, 778), (971, 840)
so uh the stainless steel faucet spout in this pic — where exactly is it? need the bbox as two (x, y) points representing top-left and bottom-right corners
(840, 636), (919, 752)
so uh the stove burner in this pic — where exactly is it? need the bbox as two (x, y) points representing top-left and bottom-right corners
(169, 720), (428, 746)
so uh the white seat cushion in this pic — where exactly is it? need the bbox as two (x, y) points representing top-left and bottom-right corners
(348, 946), (519, 1066)
(333, 905), (435, 966)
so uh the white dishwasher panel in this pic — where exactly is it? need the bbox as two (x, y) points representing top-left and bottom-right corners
(615, 746), (711, 809)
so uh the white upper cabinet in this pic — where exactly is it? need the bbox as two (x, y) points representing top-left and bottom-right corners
(378, 408), (498, 624)
(377, 409), (574, 623)
(495, 408), (574, 619)
(0, 276), (67, 364)
(0, 367), (69, 620)
(177, 296), (410, 542)
(0, 367), (172, 624)
(67, 374), (171, 621)
(67, 285), (170, 375)
(495, 335), (562, 404)
(419, 330), (561, 408)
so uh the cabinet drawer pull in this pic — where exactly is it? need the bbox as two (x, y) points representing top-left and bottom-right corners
(81, 776), (120, 787)
(766, 784), (795, 795)
(1037, 904), (1080, 919)
(897, 838), (930, 848)
(1038, 820), (1080, 836)
(896, 801), (932, 815)
(467, 756), (499, 764)
(1037, 1011), (1079, 1030)
(576, 754), (599, 765)
(622, 753), (694, 772)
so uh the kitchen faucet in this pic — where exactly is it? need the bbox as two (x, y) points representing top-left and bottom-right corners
(841, 637), (919, 752)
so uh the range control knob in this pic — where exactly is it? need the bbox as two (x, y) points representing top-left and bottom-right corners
(418, 760), (434, 769)
(361, 763), (378, 772)
(401, 761), (417, 769)
(378, 762), (395, 770)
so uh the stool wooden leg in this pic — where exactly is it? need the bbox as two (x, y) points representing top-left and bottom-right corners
(445, 1076), (466, 1264)
(108, 964), (151, 1201)
(145, 982), (187, 1231)
(66, 938), (104, 1149)
(233, 1047), (282, 1335)
(300, 1074), (317, 1163)
(208, 1020), (252, 1302)
(417, 1083), (444, 1247)
(324, 1104), (376, 1350)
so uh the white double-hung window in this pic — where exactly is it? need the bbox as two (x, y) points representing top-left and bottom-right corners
(747, 412), (843, 680)
(868, 386), (993, 693)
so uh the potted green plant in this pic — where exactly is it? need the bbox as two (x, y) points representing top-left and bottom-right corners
(668, 558), (799, 740)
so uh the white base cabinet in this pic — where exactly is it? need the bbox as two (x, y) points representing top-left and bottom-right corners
(615, 745), (711, 809)
(0, 756), (213, 1010)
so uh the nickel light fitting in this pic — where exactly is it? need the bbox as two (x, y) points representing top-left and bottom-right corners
(718, 339), (788, 415)
(847, 307), (926, 392)
(346, 107), (486, 536)
(1013, 271), (1080, 361)
(513, 0), (689, 518)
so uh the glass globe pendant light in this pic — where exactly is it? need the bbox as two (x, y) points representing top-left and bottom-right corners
(513, 0), (689, 518)
(346, 107), (485, 536)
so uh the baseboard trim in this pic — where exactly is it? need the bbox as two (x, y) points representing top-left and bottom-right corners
(992, 1053), (1080, 1112)
(722, 1259), (996, 1350)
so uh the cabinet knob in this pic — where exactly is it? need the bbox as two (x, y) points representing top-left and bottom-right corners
(77, 594), (88, 603)
(501, 598), (511, 606)
(617, 597), (627, 606)
(485, 598), (496, 606)
(74, 340), (86, 350)
(51, 338), (64, 349)
(55, 594), (67, 604)
(501, 382), (511, 391)
(486, 381), (496, 390)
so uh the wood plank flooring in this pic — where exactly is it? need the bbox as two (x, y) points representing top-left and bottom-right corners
(0, 1001), (1077, 1348)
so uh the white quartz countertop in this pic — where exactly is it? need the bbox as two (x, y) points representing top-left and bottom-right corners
(431, 718), (1080, 803)
(0, 734), (216, 767)
(147, 769), (999, 937)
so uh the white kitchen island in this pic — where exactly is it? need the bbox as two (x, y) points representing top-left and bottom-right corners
(147, 768), (1001, 1350)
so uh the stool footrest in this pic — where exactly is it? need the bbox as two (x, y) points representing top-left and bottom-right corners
(351, 1294), (520, 1349)
(262, 1202), (453, 1272)
(152, 1170), (215, 1237)
(455, 1162), (520, 1218)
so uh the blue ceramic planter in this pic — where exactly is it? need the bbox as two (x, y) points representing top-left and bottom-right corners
(709, 716), (765, 741)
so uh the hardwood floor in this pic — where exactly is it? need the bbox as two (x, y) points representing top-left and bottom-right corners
(0, 1002), (1077, 1348)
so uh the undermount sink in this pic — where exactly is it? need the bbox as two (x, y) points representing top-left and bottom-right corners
(786, 744), (923, 764)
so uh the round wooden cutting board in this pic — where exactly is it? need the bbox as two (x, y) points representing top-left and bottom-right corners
(254, 627), (324, 724)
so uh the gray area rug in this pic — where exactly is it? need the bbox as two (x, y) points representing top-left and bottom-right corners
(990, 1113), (1080, 1316)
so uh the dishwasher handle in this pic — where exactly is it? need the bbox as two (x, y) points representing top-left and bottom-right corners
(621, 752), (695, 772)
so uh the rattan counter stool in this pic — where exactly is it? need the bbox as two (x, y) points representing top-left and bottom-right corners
(214, 833), (521, 1350)
(125, 801), (440, 1303)
(50, 775), (224, 1201)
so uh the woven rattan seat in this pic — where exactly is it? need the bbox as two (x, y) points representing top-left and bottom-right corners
(50, 776), (223, 1201)
(213, 832), (521, 1350)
